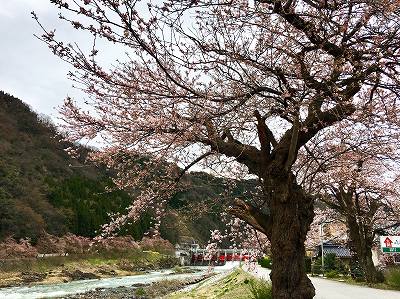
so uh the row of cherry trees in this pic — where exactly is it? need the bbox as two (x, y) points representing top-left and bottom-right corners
(300, 118), (400, 282)
(36, 1), (400, 298)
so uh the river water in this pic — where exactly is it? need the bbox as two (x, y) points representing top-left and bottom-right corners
(0, 262), (240, 299)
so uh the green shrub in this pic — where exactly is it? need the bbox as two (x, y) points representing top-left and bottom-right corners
(350, 260), (365, 280)
(312, 257), (322, 275)
(376, 270), (385, 283)
(259, 256), (272, 269)
(354, 276), (366, 282)
(336, 260), (349, 276)
(324, 253), (337, 272)
(385, 267), (400, 288)
(248, 278), (272, 299)
(325, 270), (340, 279)
(311, 255), (349, 276)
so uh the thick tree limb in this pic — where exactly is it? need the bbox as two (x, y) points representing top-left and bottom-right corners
(297, 102), (356, 149)
(374, 222), (400, 235)
(285, 114), (300, 171)
(229, 198), (271, 236)
(258, 0), (346, 58)
(201, 118), (262, 174)
(254, 110), (272, 157)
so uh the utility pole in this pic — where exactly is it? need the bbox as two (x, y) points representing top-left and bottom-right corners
(320, 222), (325, 276)
(319, 219), (334, 276)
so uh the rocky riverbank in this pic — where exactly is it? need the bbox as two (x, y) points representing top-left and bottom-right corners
(58, 274), (214, 299)
(0, 252), (178, 288)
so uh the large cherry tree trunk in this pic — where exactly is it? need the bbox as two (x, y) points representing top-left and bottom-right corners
(268, 176), (315, 299)
(347, 216), (380, 283)
(335, 189), (381, 283)
(231, 173), (315, 299)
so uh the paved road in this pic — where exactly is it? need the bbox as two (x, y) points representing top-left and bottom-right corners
(246, 266), (400, 299)
(309, 276), (400, 299)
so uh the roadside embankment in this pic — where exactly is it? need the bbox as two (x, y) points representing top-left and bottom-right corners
(167, 267), (271, 299)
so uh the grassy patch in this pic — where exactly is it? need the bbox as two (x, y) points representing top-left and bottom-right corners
(320, 269), (400, 292)
(326, 276), (395, 290)
(247, 277), (272, 299)
(168, 269), (271, 299)
(385, 267), (400, 289)
(0, 255), (69, 273)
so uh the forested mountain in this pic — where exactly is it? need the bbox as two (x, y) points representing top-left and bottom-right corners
(0, 91), (112, 240)
(0, 91), (251, 245)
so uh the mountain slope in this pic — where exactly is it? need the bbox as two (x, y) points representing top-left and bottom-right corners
(0, 91), (73, 239)
(0, 91), (138, 240)
(0, 91), (253, 245)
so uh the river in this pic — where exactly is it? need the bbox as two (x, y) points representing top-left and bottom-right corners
(0, 262), (240, 299)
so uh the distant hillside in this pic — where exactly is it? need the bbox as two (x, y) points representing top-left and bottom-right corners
(0, 91), (116, 240)
(0, 91), (253, 245)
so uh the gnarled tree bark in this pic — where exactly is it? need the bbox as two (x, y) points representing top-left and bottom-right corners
(231, 173), (315, 299)
(326, 187), (382, 283)
(268, 176), (315, 299)
(347, 215), (381, 283)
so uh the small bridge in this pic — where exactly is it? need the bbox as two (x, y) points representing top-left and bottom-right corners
(175, 243), (256, 266)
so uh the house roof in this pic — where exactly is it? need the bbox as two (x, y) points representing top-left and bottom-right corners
(323, 245), (352, 258)
(315, 242), (352, 258)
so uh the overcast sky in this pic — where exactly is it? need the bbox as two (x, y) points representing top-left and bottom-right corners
(0, 0), (88, 120)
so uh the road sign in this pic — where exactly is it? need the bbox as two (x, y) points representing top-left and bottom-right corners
(380, 236), (400, 253)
